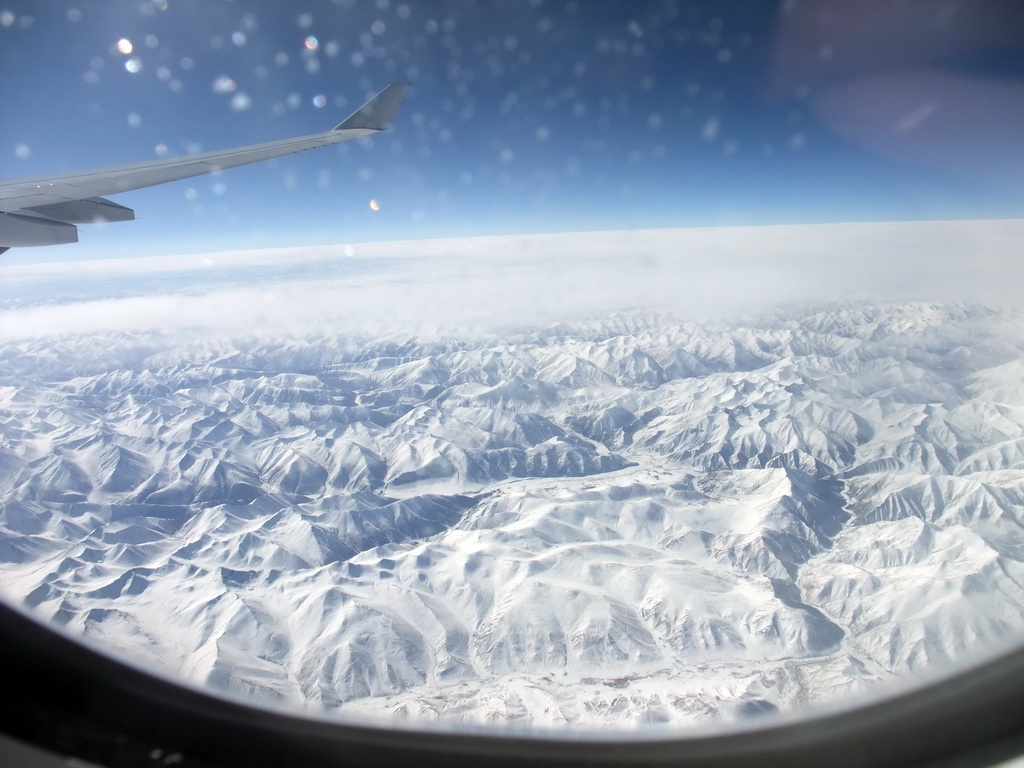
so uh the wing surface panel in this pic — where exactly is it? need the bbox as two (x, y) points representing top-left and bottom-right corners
(0, 84), (408, 249)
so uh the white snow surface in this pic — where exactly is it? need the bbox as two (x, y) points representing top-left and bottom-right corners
(2, 293), (1024, 729)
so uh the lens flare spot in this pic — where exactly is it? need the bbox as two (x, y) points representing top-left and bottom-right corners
(155, 143), (168, 157)
(230, 92), (252, 111)
(212, 75), (237, 94)
(312, 94), (326, 108)
(124, 57), (142, 74)
(117, 38), (133, 54)
(304, 35), (318, 51)
(369, 199), (381, 211)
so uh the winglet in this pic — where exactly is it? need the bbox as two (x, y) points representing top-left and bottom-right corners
(333, 83), (409, 132)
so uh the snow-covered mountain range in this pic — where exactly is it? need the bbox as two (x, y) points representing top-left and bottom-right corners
(1, 300), (1023, 728)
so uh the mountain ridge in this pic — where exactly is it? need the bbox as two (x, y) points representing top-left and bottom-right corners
(1, 300), (1023, 727)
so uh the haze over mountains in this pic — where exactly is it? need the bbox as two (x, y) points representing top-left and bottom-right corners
(2, 281), (1023, 726)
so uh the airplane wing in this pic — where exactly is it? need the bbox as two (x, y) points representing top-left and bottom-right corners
(0, 83), (409, 253)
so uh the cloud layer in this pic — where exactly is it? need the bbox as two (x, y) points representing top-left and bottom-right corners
(1, 220), (1021, 340)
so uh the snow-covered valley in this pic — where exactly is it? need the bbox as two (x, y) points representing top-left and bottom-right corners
(2, 299), (1024, 728)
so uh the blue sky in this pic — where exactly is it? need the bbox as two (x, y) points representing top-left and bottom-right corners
(1, 0), (1022, 259)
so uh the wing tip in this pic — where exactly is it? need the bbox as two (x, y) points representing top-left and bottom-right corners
(333, 83), (410, 132)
